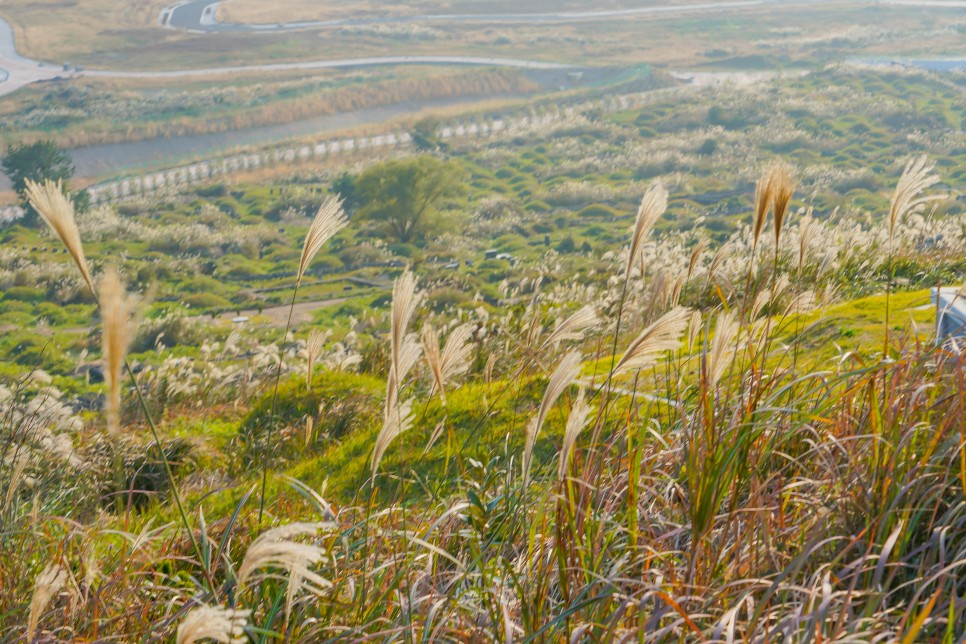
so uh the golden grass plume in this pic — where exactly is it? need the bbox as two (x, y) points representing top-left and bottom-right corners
(888, 155), (941, 241)
(27, 563), (67, 640)
(558, 388), (591, 481)
(614, 306), (690, 376)
(422, 322), (474, 405)
(24, 179), (94, 294)
(176, 605), (250, 644)
(524, 350), (582, 485)
(297, 197), (348, 287)
(100, 266), (139, 437)
(625, 183), (668, 283)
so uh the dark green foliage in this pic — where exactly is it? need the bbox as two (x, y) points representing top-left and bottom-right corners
(1, 140), (76, 224)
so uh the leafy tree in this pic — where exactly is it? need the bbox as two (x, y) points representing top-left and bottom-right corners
(355, 156), (462, 244)
(1, 141), (76, 225)
(331, 172), (360, 213)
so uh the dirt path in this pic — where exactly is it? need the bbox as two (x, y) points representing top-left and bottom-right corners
(214, 297), (349, 327)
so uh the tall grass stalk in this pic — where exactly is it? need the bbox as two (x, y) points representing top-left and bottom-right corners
(258, 198), (346, 524)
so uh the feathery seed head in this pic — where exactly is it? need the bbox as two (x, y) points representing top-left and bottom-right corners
(769, 163), (796, 247)
(625, 183), (668, 283)
(237, 522), (333, 597)
(305, 329), (328, 391)
(28, 563), (68, 640)
(298, 197), (348, 287)
(371, 399), (414, 477)
(523, 351), (582, 485)
(888, 155), (941, 241)
(176, 605), (249, 644)
(614, 307), (691, 376)
(100, 267), (139, 437)
(541, 305), (598, 350)
(25, 179), (94, 294)
(558, 389), (592, 481)
(707, 310), (740, 389)
(752, 169), (775, 252)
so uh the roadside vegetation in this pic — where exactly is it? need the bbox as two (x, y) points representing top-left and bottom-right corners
(0, 62), (964, 640)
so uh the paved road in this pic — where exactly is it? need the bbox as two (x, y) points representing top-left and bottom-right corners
(0, 19), (71, 97)
(0, 14), (572, 98)
(164, 0), (966, 32)
(162, 0), (774, 32)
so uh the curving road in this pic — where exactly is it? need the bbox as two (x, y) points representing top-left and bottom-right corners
(160, 0), (774, 32)
(0, 14), (572, 98)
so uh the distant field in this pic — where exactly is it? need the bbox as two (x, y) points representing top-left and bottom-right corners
(0, 0), (170, 63)
(0, 0), (963, 72)
(217, 0), (702, 24)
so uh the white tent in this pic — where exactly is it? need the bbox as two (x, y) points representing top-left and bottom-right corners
(932, 287), (966, 341)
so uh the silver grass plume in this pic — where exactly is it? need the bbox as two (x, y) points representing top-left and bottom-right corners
(422, 322), (474, 405)
(540, 305), (598, 350)
(798, 212), (817, 273)
(100, 267), (139, 437)
(523, 351), (582, 485)
(888, 155), (940, 242)
(297, 197), (348, 287)
(373, 270), (422, 476)
(613, 307), (691, 376)
(305, 329), (328, 391)
(557, 389), (592, 481)
(371, 399), (414, 477)
(24, 179), (94, 294)
(687, 238), (710, 282)
(27, 563), (68, 640)
(707, 310), (740, 390)
(625, 183), (668, 283)
(237, 522), (333, 609)
(769, 163), (796, 248)
(176, 605), (249, 644)
(687, 310), (703, 353)
(752, 168), (775, 252)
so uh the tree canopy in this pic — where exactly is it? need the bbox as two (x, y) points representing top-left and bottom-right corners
(2, 140), (76, 225)
(355, 156), (462, 244)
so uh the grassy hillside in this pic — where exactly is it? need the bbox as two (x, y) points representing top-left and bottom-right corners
(1, 64), (965, 640)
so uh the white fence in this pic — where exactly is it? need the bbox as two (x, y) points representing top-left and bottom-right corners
(85, 91), (644, 205)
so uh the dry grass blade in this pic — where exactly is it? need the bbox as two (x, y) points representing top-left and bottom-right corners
(707, 310), (740, 389)
(24, 179), (94, 294)
(100, 266), (139, 437)
(176, 605), (250, 644)
(27, 563), (67, 640)
(542, 305), (599, 350)
(524, 350), (582, 484)
(297, 197), (348, 287)
(558, 389), (591, 481)
(371, 399), (414, 477)
(625, 183), (668, 282)
(888, 155), (941, 240)
(614, 306), (690, 376)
